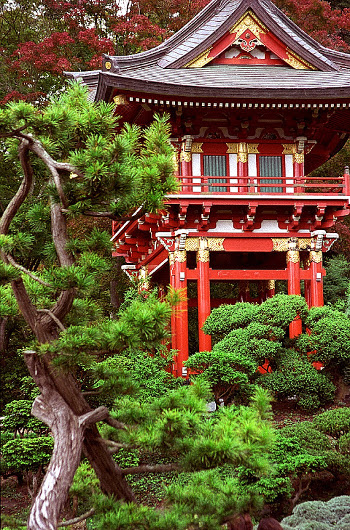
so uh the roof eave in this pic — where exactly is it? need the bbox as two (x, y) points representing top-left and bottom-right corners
(97, 72), (350, 101)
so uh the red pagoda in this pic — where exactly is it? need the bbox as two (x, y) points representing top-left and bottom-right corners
(69, 0), (350, 377)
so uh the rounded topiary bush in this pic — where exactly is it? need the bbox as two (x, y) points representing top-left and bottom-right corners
(280, 496), (350, 529)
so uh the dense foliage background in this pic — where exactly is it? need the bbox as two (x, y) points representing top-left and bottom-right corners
(0, 0), (350, 527)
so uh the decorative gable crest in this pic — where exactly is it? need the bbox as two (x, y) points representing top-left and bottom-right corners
(185, 10), (316, 70)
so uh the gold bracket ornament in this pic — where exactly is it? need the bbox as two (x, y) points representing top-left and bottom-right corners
(293, 153), (304, 164)
(113, 94), (127, 106)
(185, 238), (199, 251)
(208, 238), (225, 251)
(226, 143), (238, 154)
(309, 251), (322, 263)
(247, 144), (259, 154)
(191, 143), (203, 153)
(286, 250), (300, 263)
(282, 144), (296, 155)
(197, 237), (210, 262)
(238, 142), (248, 163)
(185, 238), (224, 252)
(174, 250), (187, 263)
(267, 280), (275, 290)
(272, 238), (312, 251)
(180, 151), (192, 163)
(104, 61), (112, 70)
(197, 249), (210, 262)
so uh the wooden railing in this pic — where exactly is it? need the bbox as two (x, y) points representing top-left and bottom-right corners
(176, 170), (350, 196)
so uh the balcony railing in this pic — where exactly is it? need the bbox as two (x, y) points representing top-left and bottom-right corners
(176, 172), (350, 196)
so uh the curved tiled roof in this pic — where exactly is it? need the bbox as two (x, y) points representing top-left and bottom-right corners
(102, 0), (350, 73)
(67, 0), (350, 101)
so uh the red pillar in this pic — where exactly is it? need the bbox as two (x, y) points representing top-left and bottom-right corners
(293, 152), (304, 193)
(238, 142), (248, 193)
(180, 151), (192, 192)
(310, 250), (324, 307)
(344, 166), (350, 195)
(169, 250), (189, 377)
(197, 239), (212, 352)
(287, 242), (302, 337)
(239, 280), (249, 302)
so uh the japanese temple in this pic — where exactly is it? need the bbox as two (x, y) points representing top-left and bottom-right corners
(68, 0), (350, 377)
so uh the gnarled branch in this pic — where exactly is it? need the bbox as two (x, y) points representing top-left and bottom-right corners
(58, 508), (95, 527)
(122, 463), (179, 475)
(7, 254), (54, 288)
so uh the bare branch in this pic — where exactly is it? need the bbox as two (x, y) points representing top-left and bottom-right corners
(0, 139), (33, 236)
(51, 288), (76, 323)
(122, 463), (179, 475)
(11, 279), (39, 333)
(58, 508), (95, 527)
(79, 406), (109, 428)
(6, 254), (54, 288)
(101, 439), (130, 454)
(48, 164), (68, 208)
(82, 211), (118, 220)
(60, 207), (147, 223)
(0, 125), (28, 138)
(105, 416), (127, 431)
(37, 309), (66, 332)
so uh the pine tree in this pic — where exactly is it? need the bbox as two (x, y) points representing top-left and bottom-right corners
(0, 82), (178, 528)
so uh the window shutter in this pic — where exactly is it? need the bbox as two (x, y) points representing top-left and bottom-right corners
(259, 156), (283, 192)
(203, 155), (227, 192)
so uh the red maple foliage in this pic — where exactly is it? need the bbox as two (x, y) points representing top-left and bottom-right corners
(1, 0), (349, 103)
(273, 0), (350, 52)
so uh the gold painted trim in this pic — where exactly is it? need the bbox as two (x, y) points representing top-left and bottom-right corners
(229, 10), (268, 36)
(238, 142), (248, 163)
(208, 238), (225, 251)
(293, 153), (304, 164)
(174, 250), (187, 263)
(185, 238), (199, 251)
(247, 144), (259, 154)
(185, 47), (213, 68)
(169, 252), (175, 267)
(267, 280), (275, 290)
(282, 144), (296, 155)
(113, 94), (127, 105)
(191, 142), (204, 153)
(226, 143), (238, 154)
(309, 251), (322, 263)
(105, 61), (112, 70)
(285, 49), (316, 70)
(197, 249), (210, 263)
(238, 153), (248, 163)
(286, 250), (300, 263)
(180, 151), (192, 163)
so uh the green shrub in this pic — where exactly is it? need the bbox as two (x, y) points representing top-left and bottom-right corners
(2, 400), (48, 436)
(1, 436), (53, 472)
(338, 432), (350, 454)
(280, 422), (333, 453)
(312, 408), (350, 437)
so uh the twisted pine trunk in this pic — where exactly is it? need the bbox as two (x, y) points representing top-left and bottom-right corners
(24, 351), (133, 529)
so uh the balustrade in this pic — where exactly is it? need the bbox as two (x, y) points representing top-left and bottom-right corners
(175, 171), (349, 195)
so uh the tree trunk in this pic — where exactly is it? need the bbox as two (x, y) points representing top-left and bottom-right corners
(24, 351), (135, 529)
